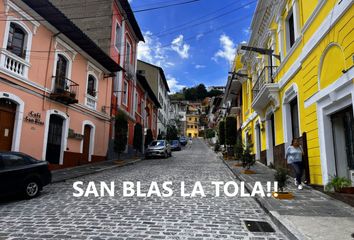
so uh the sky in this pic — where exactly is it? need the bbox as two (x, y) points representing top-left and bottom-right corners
(129, 0), (257, 93)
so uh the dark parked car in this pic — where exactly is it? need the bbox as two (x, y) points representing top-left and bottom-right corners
(145, 140), (172, 159)
(170, 140), (181, 151)
(0, 152), (52, 199)
(179, 136), (188, 146)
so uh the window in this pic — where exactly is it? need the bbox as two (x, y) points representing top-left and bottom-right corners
(286, 11), (295, 49)
(7, 23), (26, 58)
(87, 75), (97, 97)
(54, 54), (68, 91)
(290, 98), (300, 138)
(1, 153), (33, 169)
(134, 92), (138, 112)
(115, 23), (121, 49)
(125, 42), (131, 64)
(123, 81), (128, 105)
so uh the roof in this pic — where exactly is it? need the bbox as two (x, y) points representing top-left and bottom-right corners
(22, 0), (122, 73)
(118, 0), (144, 42)
(138, 60), (170, 92)
(136, 74), (161, 108)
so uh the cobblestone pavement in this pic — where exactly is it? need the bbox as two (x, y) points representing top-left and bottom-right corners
(0, 139), (286, 240)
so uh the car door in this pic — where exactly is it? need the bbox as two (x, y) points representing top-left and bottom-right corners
(0, 153), (31, 194)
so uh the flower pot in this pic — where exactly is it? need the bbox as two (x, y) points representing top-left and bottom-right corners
(242, 169), (256, 174)
(337, 187), (354, 194)
(234, 163), (243, 167)
(272, 192), (294, 200)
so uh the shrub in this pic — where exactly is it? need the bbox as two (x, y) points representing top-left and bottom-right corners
(225, 116), (237, 146)
(242, 142), (255, 170)
(234, 135), (244, 160)
(325, 176), (352, 192)
(274, 168), (289, 192)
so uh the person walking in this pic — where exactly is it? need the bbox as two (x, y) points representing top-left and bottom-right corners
(285, 139), (304, 190)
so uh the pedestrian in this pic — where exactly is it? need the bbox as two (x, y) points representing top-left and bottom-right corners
(285, 138), (304, 190)
(188, 137), (193, 148)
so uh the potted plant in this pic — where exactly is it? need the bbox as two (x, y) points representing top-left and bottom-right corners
(241, 143), (256, 174)
(273, 167), (294, 199)
(325, 176), (353, 194)
(214, 141), (220, 152)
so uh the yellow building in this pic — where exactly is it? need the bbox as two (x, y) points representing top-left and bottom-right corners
(186, 114), (199, 138)
(234, 0), (353, 186)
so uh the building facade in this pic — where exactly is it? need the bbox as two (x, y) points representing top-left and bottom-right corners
(137, 60), (170, 138)
(232, 0), (353, 186)
(0, 0), (120, 169)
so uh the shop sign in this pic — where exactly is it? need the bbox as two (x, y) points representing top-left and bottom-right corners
(25, 111), (44, 125)
(68, 128), (84, 140)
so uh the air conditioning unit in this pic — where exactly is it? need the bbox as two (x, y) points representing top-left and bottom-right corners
(350, 170), (354, 187)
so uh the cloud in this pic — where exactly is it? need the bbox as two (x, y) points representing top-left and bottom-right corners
(243, 28), (251, 36)
(138, 31), (173, 68)
(195, 64), (206, 69)
(171, 35), (190, 59)
(167, 75), (186, 93)
(196, 33), (204, 40)
(213, 34), (236, 65)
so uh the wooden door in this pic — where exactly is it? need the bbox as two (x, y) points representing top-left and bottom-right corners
(0, 99), (16, 151)
(82, 125), (91, 162)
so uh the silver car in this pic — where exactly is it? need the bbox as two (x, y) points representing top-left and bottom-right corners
(145, 140), (172, 159)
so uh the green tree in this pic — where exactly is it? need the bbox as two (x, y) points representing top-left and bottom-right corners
(205, 128), (215, 139)
(218, 120), (225, 145)
(145, 129), (153, 147)
(133, 123), (143, 153)
(196, 84), (208, 100)
(166, 124), (178, 141)
(114, 113), (128, 159)
(225, 116), (237, 146)
(242, 142), (255, 170)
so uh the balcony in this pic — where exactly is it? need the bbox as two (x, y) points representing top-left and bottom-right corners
(50, 76), (79, 105)
(251, 66), (280, 119)
(0, 49), (30, 79)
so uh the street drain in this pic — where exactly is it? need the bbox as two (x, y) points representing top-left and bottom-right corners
(244, 220), (275, 232)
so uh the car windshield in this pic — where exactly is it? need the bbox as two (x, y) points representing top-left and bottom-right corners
(171, 140), (179, 144)
(150, 140), (165, 147)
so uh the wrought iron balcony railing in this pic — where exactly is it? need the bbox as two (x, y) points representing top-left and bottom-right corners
(252, 66), (278, 100)
(50, 76), (79, 105)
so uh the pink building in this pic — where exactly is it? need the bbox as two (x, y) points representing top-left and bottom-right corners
(0, 0), (121, 169)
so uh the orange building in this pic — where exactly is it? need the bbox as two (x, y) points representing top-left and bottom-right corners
(0, 0), (121, 169)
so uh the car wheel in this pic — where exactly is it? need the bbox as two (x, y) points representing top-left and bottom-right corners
(24, 180), (41, 199)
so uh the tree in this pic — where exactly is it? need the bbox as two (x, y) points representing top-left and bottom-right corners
(218, 120), (225, 145)
(196, 84), (208, 100)
(114, 113), (128, 159)
(205, 128), (215, 139)
(242, 142), (255, 170)
(145, 129), (153, 147)
(133, 123), (143, 153)
(207, 89), (223, 97)
(166, 124), (178, 141)
(234, 135), (243, 160)
(225, 116), (237, 146)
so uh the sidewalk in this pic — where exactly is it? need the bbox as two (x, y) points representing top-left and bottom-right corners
(51, 158), (142, 183)
(220, 154), (354, 240)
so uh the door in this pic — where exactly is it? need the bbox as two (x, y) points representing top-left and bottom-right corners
(331, 106), (354, 178)
(0, 99), (16, 151)
(255, 124), (261, 161)
(290, 97), (300, 139)
(45, 115), (64, 164)
(82, 125), (91, 162)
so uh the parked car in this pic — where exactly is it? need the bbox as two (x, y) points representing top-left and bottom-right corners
(179, 136), (188, 146)
(145, 140), (172, 159)
(0, 152), (52, 199)
(170, 140), (181, 151)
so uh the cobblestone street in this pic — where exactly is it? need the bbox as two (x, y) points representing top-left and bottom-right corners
(0, 139), (286, 240)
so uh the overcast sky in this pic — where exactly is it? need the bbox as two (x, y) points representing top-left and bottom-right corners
(130, 0), (257, 93)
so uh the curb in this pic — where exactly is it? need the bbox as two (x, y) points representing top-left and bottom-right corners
(220, 156), (303, 240)
(51, 159), (143, 183)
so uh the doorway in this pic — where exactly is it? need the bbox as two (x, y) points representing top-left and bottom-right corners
(331, 106), (354, 180)
(266, 113), (275, 166)
(255, 123), (261, 161)
(82, 125), (92, 162)
(45, 114), (64, 164)
(0, 99), (16, 151)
